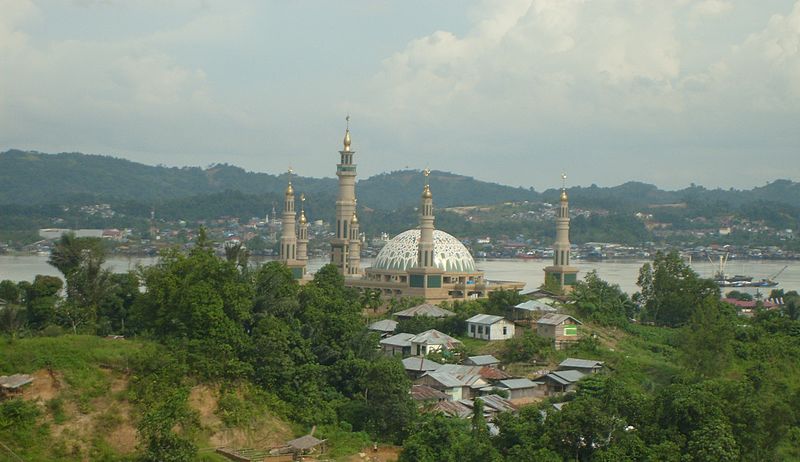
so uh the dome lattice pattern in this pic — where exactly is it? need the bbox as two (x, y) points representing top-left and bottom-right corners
(372, 229), (477, 273)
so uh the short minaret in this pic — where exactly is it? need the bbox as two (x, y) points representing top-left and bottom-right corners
(418, 169), (435, 268)
(407, 169), (445, 298)
(296, 194), (309, 276)
(543, 173), (579, 293)
(331, 115), (358, 275)
(348, 201), (361, 276)
(279, 169), (304, 279)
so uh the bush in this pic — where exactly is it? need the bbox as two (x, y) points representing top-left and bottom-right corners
(41, 324), (65, 337)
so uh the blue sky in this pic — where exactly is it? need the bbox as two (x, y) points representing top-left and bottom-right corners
(1, 0), (798, 190)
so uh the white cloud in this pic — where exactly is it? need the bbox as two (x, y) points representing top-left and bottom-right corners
(350, 0), (800, 188)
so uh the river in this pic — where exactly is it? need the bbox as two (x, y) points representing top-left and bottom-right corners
(0, 255), (796, 296)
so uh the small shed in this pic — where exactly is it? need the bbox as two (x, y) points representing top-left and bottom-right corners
(464, 355), (501, 367)
(495, 378), (544, 400)
(465, 314), (515, 341)
(540, 370), (585, 395)
(558, 358), (604, 374)
(417, 371), (468, 401)
(379, 332), (415, 357)
(0, 374), (34, 397)
(536, 313), (582, 350)
(286, 434), (326, 455)
(393, 303), (456, 320)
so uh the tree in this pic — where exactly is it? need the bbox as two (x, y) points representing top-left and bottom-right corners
(635, 251), (719, 327)
(25, 275), (63, 330)
(48, 232), (114, 331)
(0, 280), (20, 304)
(0, 305), (25, 340)
(362, 358), (417, 443)
(571, 270), (635, 326)
(132, 245), (253, 379)
(680, 298), (736, 377)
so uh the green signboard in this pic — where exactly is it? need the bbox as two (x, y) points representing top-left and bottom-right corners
(563, 325), (578, 336)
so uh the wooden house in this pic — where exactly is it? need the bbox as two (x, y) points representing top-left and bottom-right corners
(536, 313), (582, 350)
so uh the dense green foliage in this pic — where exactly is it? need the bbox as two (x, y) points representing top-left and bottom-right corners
(636, 251), (720, 327)
(3, 231), (800, 461)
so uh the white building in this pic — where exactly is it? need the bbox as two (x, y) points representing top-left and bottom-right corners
(465, 314), (515, 341)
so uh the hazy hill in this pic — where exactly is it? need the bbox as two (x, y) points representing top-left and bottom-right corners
(1, 149), (798, 216)
(0, 150), (532, 209)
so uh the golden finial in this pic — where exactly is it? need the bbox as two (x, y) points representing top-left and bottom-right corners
(560, 172), (568, 201)
(422, 169), (432, 199)
(343, 115), (352, 152)
(286, 167), (294, 195)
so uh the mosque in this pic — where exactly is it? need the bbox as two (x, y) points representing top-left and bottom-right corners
(277, 119), (578, 302)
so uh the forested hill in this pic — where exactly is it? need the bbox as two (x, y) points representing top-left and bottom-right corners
(2, 149), (799, 211)
(0, 150), (533, 209)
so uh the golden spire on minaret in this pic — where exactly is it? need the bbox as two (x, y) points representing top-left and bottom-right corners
(299, 193), (307, 223)
(422, 168), (432, 198)
(560, 172), (568, 201)
(343, 115), (352, 152)
(351, 198), (359, 224)
(286, 167), (295, 195)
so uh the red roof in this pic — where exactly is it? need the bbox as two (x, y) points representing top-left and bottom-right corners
(721, 298), (778, 309)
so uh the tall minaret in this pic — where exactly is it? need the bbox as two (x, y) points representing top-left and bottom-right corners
(543, 173), (579, 293)
(407, 169), (445, 300)
(331, 115), (358, 275)
(418, 169), (435, 268)
(348, 200), (361, 276)
(296, 193), (309, 276)
(280, 169), (304, 279)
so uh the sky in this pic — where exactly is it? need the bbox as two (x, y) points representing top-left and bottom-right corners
(1, 0), (799, 191)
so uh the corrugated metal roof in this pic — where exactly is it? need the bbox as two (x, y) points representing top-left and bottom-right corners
(369, 319), (398, 332)
(559, 358), (603, 369)
(287, 435), (324, 450)
(410, 329), (462, 347)
(465, 355), (500, 366)
(394, 304), (456, 318)
(497, 378), (540, 390)
(424, 371), (467, 388)
(536, 313), (582, 326)
(403, 357), (442, 372)
(432, 400), (472, 418)
(0, 374), (34, 389)
(515, 300), (557, 312)
(465, 314), (505, 325)
(410, 384), (449, 401)
(546, 370), (585, 384)
(379, 332), (415, 347)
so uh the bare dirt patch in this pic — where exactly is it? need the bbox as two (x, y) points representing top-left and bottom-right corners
(22, 369), (62, 402)
(188, 384), (293, 450)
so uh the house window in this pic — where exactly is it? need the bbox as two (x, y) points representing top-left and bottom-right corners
(470, 324), (476, 333)
(477, 326), (483, 334)
(503, 326), (508, 335)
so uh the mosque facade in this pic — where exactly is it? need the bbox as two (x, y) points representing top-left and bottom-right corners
(277, 119), (576, 302)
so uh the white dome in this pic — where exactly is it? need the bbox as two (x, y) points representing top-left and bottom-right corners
(372, 229), (477, 273)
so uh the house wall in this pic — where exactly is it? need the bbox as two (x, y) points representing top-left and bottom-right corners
(381, 344), (409, 357)
(489, 320), (514, 340)
(412, 342), (442, 356)
(468, 320), (515, 340)
(508, 386), (541, 400)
